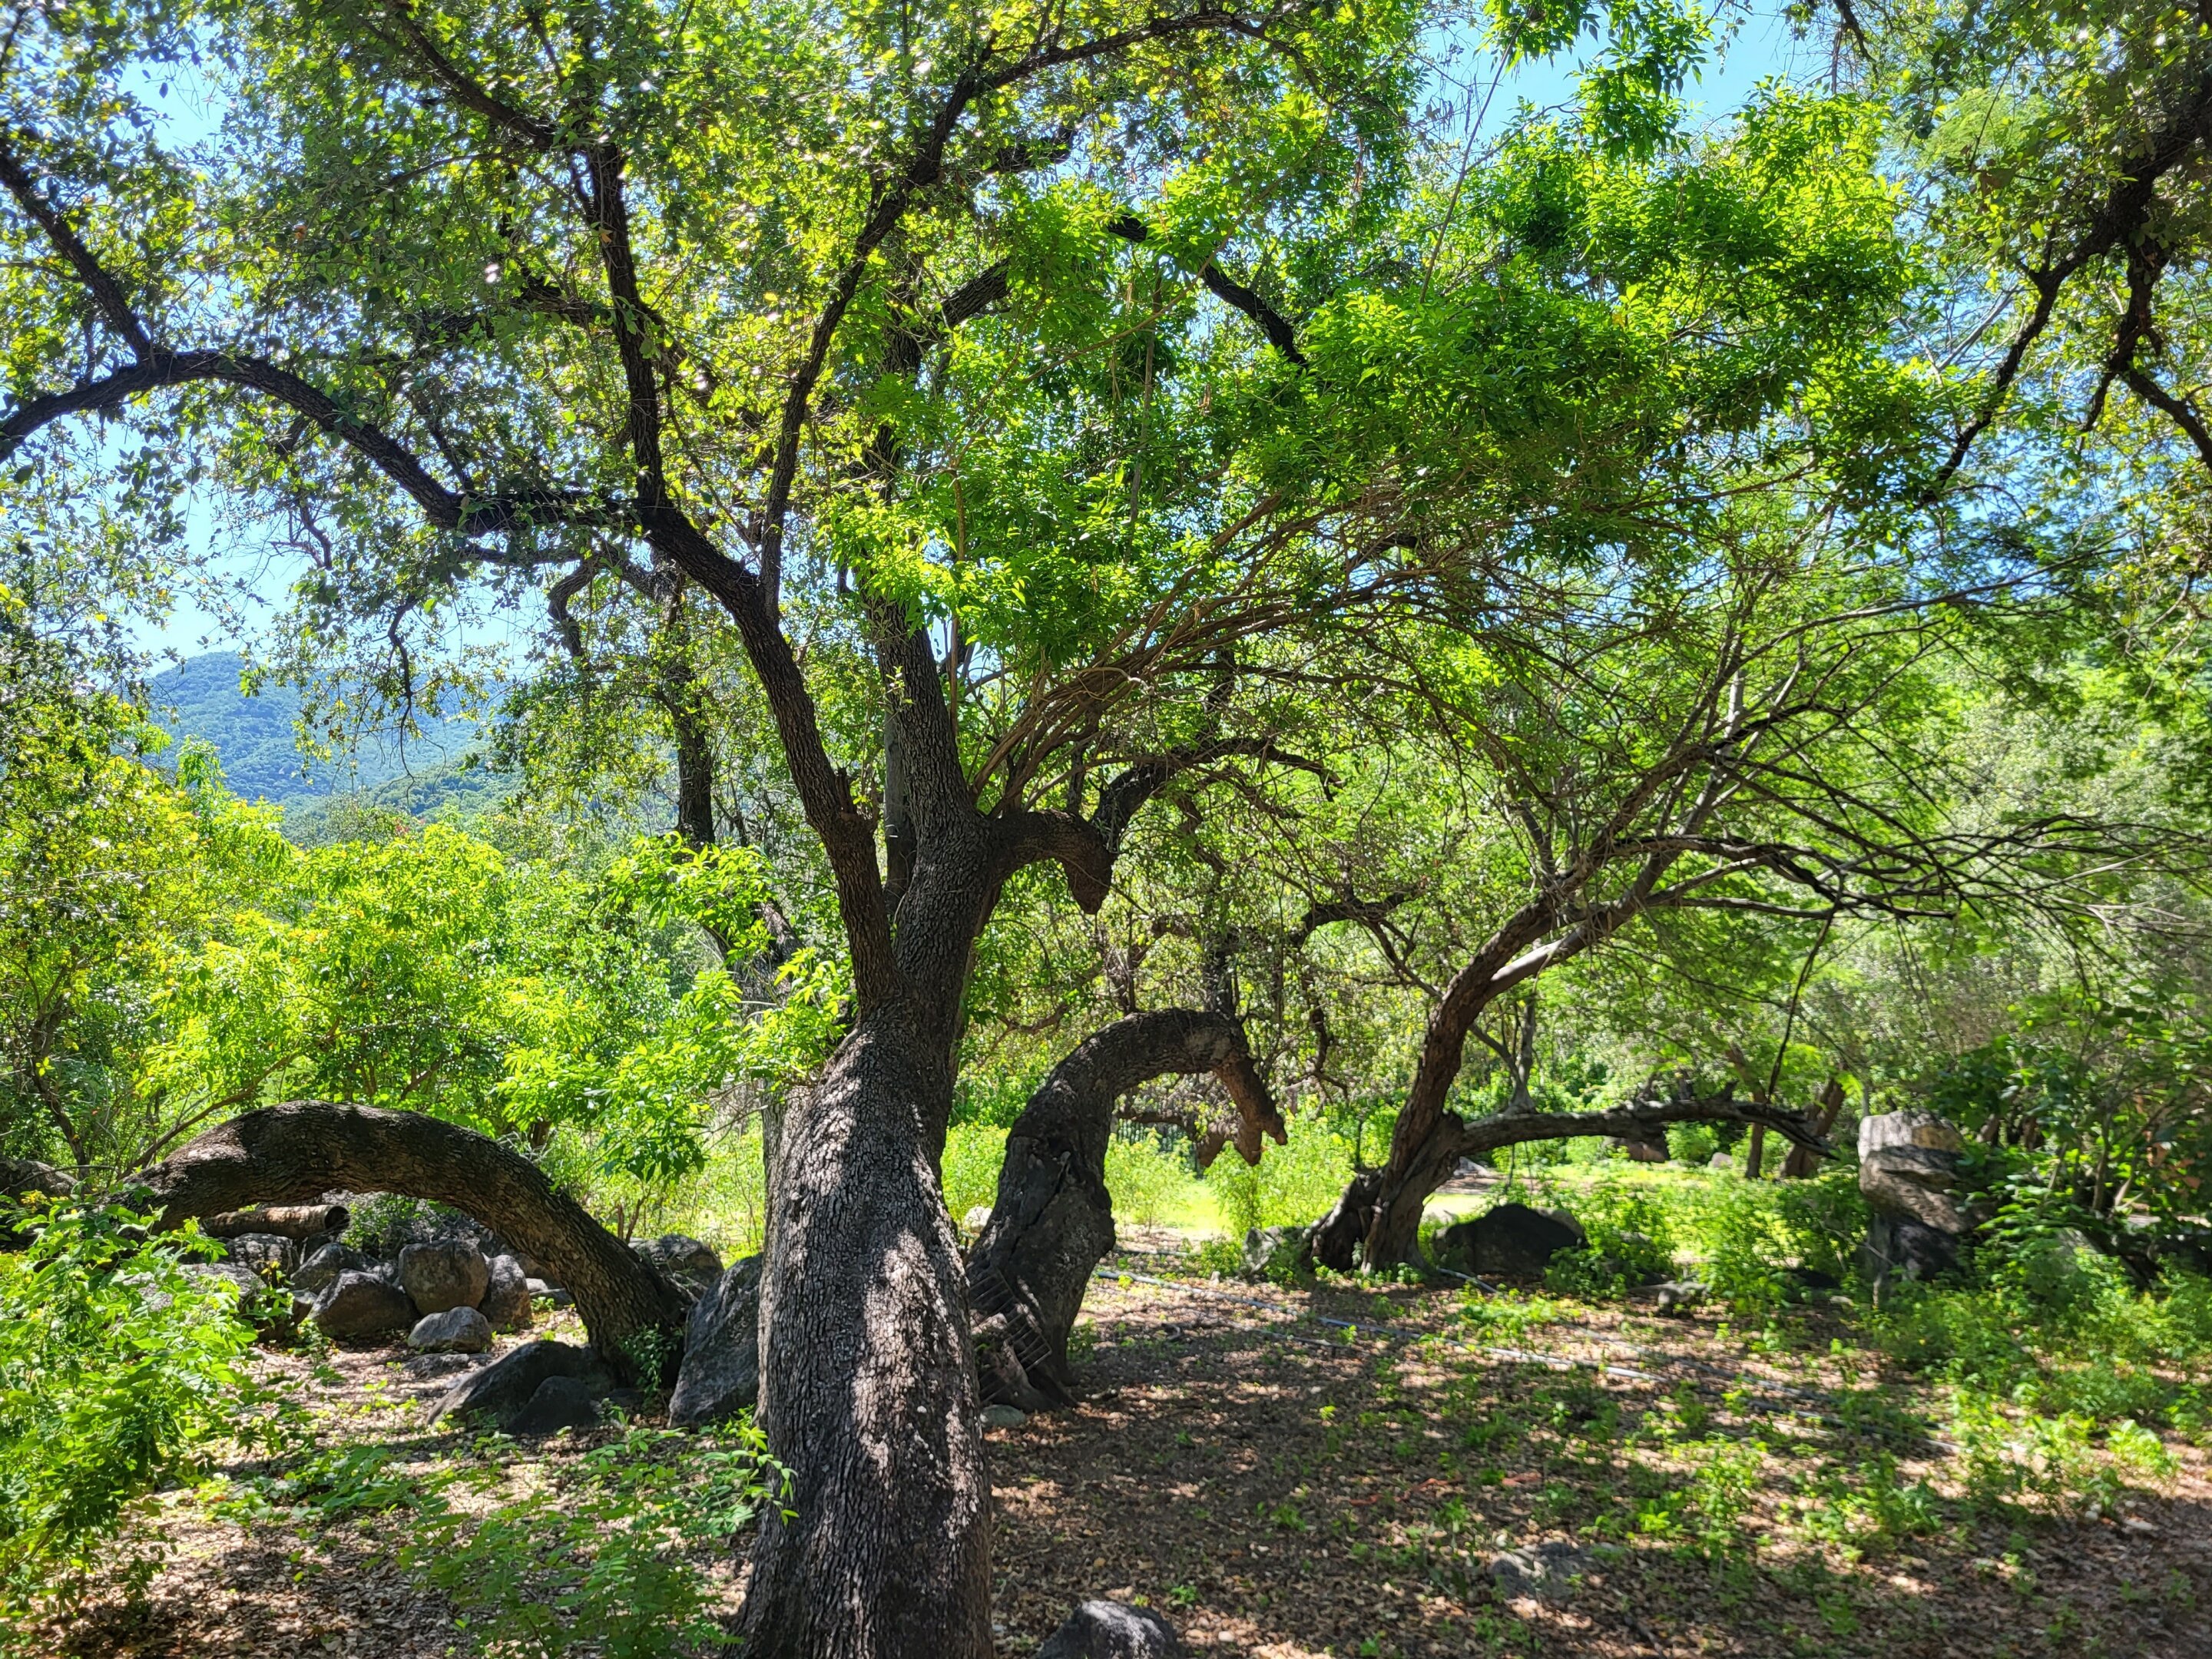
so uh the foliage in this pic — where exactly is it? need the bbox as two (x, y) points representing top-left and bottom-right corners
(1202, 1116), (1356, 1237)
(0, 1202), (284, 1619)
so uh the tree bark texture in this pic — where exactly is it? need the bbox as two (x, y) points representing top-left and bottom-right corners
(967, 1009), (1282, 1409)
(739, 1008), (991, 1659)
(134, 1101), (690, 1379)
(1310, 1094), (1833, 1271)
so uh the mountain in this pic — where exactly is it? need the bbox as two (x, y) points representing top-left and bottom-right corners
(148, 653), (488, 812)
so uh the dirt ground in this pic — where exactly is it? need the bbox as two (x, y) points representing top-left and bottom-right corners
(30, 1251), (2212, 1659)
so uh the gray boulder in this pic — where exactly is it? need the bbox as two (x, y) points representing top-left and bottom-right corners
(632, 1234), (723, 1300)
(668, 1255), (760, 1427)
(1488, 1540), (1597, 1602)
(429, 1339), (612, 1427)
(1240, 1224), (1307, 1277)
(1858, 1112), (1969, 1284)
(397, 1240), (490, 1316)
(525, 1277), (572, 1308)
(1037, 1599), (1184, 1659)
(223, 1232), (299, 1280)
(480, 1253), (534, 1332)
(293, 1241), (368, 1296)
(512, 1375), (601, 1436)
(409, 1306), (494, 1354)
(313, 1270), (416, 1341)
(1435, 1202), (1586, 1278)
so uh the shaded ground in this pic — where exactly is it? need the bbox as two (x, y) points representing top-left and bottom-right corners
(31, 1265), (2211, 1659)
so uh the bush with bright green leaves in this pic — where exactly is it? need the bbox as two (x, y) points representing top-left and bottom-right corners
(0, 1201), (287, 1620)
(1203, 1116), (1357, 1239)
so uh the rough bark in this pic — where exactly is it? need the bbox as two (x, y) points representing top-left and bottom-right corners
(967, 1009), (1282, 1409)
(201, 1203), (350, 1240)
(1310, 1094), (1833, 1272)
(739, 1008), (990, 1658)
(1781, 1078), (1846, 1179)
(133, 1101), (690, 1381)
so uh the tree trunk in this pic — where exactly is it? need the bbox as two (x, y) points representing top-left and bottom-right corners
(967, 1009), (1281, 1409)
(739, 1006), (991, 1659)
(1781, 1078), (1846, 1178)
(133, 1101), (690, 1381)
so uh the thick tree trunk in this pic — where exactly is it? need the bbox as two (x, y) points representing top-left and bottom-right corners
(739, 1007), (990, 1659)
(967, 1008), (1281, 1409)
(134, 1101), (690, 1380)
(1311, 1095), (1834, 1271)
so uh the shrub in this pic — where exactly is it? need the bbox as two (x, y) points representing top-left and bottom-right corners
(1202, 1116), (1354, 1238)
(0, 1201), (283, 1618)
(1667, 1124), (1720, 1167)
(1544, 1179), (1677, 1296)
(941, 1124), (1011, 1224)
(1104, 1131), (1207, 1228)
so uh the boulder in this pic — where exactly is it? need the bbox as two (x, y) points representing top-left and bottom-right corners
(313, 1270), (416, 1341)
(1488, 1540), (1598, 1603)
(293, 1241), (368, 1297)
(480, 1253), (534, 1332)
(982, 1403), (1028, 1430)
(1653, 1279), (1708, 1316)
(1435, 1202), (1586, 1278)
(397, 1240), (491, 1316)
(224, 1232), (299, 1280)
(962, 1205), (995, 1235)
(1036, 1599), (1184, 1659)
(429, 1339), (611, 1427)
(668, 1256), (760, 1427)
(1858, 1111), (1969, 1284)
(400, 1353), (484, 1383)
(512, 1375), (601, 1436)
(1615, 1136), (1670, 1164)
(1707, 1152), (1735, 1172)
(409, 1306), (494, 1354)
(525, 1277), (573, 1308)
(631, 1234), (722, 1300)
(1240, 1225), (1306, 1277)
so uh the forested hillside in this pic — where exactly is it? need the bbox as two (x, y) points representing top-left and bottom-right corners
(2, 2), (2209, 1657)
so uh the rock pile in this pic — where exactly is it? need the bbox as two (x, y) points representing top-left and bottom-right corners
(1856, 1111), (1969, 1286)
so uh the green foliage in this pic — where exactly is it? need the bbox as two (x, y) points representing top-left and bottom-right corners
(1543, 1179), (1678, 1296)
(1104, 1132), (1208, 1230)
(1202, 1116), (1356, 1237)
(941, 1124), (1011, 1226)
(0, 1203), (283, 1618)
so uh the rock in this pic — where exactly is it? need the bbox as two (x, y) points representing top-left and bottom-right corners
(669, 1257), (761, 1427)
(631, 1233), (722, 1301)
(400, 1353), (484, 1382)
(1615, 1136), (1670, 1163)
(223, 1232), (300, 1280)
(982, 1403), (1028, 1430)
(511, 1375), (601, 1436)
(480, 1253), (534, 1332)
(1857, 1112), (1971, 1285)
(525, 1277), (573, 1308)
(293, 1242), (368, 1296)
(1435, 1202), (1586, 1278)
(429, 1339), (611, 1427)
(1780, 1265), (1841, 1296)
(1488, 1540), (1594, 1602)
(1707, 1152), (1734, 1171)
(1036, 1598), (1184, 1659)
(1240, 1225), (1306, 1277)
(409, 1306), (494, 1354)
(1654, 1279), (1708, 1316)
(962, 1205), (995, 1235)
(397, 1240), (491, 1316)
(185, 1260), (274, 1306)
(313, 1270), (417, 1341)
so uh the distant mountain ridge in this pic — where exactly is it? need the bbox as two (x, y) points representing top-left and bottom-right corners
(150, 653), (482, 810)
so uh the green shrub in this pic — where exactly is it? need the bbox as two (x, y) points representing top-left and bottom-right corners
(941, 1124), (1011, 1224)
(0, 1201), (283, 1618)
(1543, 1179), (1677, 1296)
(1104, 1131), (1207, 1228)
(1667, 1124), (1720, 1167)
(1202, 1116), (1354, 1238)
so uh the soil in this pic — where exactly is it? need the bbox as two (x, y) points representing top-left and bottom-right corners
(27, 1260), (2212, 1659)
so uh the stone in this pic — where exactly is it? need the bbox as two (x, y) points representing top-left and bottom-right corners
(1615, 1136), (1670, 1163)
(400, 1353), (484, 1382)
(982, 1403), (1028, 1430)
(397, 1240), (491, 1316)
(480, 1253), (534, 1332)
(409, 1306), (494, 1354)
(1860, 1212), (1960, 1283)
(313, 1270), (417, 1341)
(962, 1205), (995, 1235)
(184, 1260), (310, 1330)
(293, 1242), (368, 1297)
(1707, 1152), (1734, 1171)
(224, 1232), (299, 1280)
(1654, 1279), (1708, 1316)
(1488, 1540), (1595, 1602)
(525, 1277), (573, 1308)
(429, 1339), (611, 1427)
(630, 1233), (721, 1301)
(1036, 1598), (1184, 1659)
(1857, 1112), (1971, 1285)
(668, 1256), (761, 1427)
(511, 1375), (601, 1436)
(1240, 1225), (1306, 1276)
(1435, 1202), (1586, 1278)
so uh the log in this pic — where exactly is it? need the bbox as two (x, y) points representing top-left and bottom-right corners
(200, 1203), (351, 1240)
